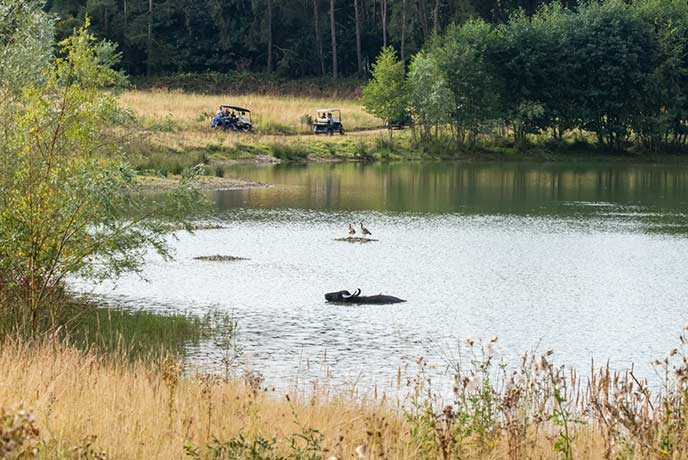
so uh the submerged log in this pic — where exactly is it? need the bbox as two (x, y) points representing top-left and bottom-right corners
(334, 237), (379, 243)
(194, 255), (249, 262)
(169, 223), (225, 231)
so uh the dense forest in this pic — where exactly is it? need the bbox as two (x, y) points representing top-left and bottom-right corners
(360, 0), (688, 152)
(46, 0), (578, 77)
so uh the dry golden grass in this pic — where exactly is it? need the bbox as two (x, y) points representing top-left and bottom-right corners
(0, 339), (625, 460)
(119, 90), (381, 133)
(0, 340), (405, 459)
(119, 89), (385, 162)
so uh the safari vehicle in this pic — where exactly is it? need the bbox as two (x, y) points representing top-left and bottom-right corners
(313, 109), (344, 135)
(211, 105), (252, 132)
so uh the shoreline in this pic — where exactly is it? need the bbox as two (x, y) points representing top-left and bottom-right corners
(136, 148), (688, 192)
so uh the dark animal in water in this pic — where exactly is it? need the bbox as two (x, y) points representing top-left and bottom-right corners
(348, 224), (356, 235)
(325, 288), (405, 304)
(360, 223), (372, 237)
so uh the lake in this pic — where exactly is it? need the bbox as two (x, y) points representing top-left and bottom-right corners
(74, 161), (688, 396)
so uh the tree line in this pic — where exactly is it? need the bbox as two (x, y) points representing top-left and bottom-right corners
(362, 0), (688, 152)
(46, 0), (577, 77)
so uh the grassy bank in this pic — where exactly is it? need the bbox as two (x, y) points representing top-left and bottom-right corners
(119, 89), (688, 183)
(60, 303), (211, 359)
(3, 328), (688, 459)
(0, 300), (212, 360)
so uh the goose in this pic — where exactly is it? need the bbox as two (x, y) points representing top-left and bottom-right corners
(348, 224), (356, 236)
(360, 222), (372, 238)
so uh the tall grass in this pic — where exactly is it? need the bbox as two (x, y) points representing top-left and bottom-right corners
(120, 90), (381, 135)
(3, 327), (688, 459)
(62, 305), (210, 359)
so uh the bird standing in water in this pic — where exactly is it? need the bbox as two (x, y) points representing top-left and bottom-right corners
(360, 222), (372, 238)
(348, 224), (356, 236)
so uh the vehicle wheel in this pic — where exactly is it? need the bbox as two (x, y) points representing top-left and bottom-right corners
(339, 128), (344, 135)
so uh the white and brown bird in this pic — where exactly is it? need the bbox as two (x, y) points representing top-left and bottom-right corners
(348, 224), (356, 236)
(360, 222), (372, 238)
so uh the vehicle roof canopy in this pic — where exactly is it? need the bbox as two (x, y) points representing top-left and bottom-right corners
(316, 109), (340, 113)
(220, 105), (251, 113)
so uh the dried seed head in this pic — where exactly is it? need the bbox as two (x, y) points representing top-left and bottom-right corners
(464, 375), (478, 392)
(483, 342), (496, 358)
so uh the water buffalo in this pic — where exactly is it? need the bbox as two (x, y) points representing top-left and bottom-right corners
(325, 288), (406, 304)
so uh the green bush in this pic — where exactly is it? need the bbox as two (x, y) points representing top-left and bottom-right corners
(269, 143), (308, 161)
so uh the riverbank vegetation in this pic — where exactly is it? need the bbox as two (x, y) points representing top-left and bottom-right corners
(0, 4), (201, 336)
(364, 0), (688, 154)
(3, 330), (688, 459)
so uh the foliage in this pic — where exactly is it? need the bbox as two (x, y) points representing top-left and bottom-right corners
(0, 0), (55, 93)
(406, 51), (454, 141)
(433, 20), (502, 146)
(362, 47), (407, 135)
(0, 22), (202, 332)
(185, 416), (325, 460)
(46, 0), (561, 78)
(359, 0), (688, 153)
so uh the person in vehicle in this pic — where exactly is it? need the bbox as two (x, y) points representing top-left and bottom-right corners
(327, 112), (334, 135)
(211, 106), (224, 128)
(238, 111), (248, 125)
(225, 111), (236, 130)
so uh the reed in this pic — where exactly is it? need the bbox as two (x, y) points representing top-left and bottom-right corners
(2, 328), (688, 459)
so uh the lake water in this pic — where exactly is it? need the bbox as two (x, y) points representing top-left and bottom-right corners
(74, 161), (688, 396)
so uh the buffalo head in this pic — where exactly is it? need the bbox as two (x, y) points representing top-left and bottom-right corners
(324, 288), (361, 302)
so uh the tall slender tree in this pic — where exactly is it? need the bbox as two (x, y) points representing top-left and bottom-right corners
(381, 0), (388, 47)
(267, 0), (273, 72)
(354, 0), (363, 74)
(401, 0), (408, 61)
(433, 0), (440, 33)
(416, 0), (429, 40)
(330, 0), (337, 78)
(146, 0), (153, 76)
(313, 0), (325, 75)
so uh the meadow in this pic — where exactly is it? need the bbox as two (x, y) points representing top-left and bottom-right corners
(120, 90), (381, 134)
(119, 89), (391, 175)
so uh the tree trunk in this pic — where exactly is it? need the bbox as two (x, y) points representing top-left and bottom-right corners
(354, 0), (362, 74)
(267, 0), (273, 73)
(146, 0), (153, 76)
(433, 0), (440, 34)
(401, 0), (406, 61)
(313, 0), (325, 76)
(104, 7), (109, 36)
(416, 0), (428, 41)
(330, 0), (337, 78)
(123, 0), (127, 30)
(381, 0), (387, 47)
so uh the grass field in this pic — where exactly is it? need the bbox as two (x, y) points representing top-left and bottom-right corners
(120, 90), (381, 135)
(118, 90), (688, 180)
(119, 90), (387, 173)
